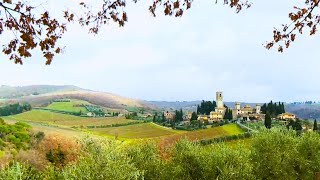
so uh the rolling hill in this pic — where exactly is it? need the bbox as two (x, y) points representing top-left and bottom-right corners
(0, 85), (156, 112)
(0, 85), (81, 98)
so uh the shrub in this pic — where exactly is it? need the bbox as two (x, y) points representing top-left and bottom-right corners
(35, 131), (45, 141)
(38, 134), (81, 168)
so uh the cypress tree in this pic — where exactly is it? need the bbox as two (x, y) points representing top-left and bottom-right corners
(264, 112), (272, 129)
(162, 112), (166, 122)
(313, 119), (318, 131)
(179, 109), (183, 121)
(191, 112), (198, 121)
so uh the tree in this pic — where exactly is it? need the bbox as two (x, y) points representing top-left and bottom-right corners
(1, 1), (318, 64)
(180, 109), (183, 121)
(295, 119), (303, 131)
(313, 119), (318, 131)
(262, 101), (285, 117)
(223, 108), (233, 121)
(264, 112), (272, 129)
(197, 100), (216, 115)
(191, 112), (198, 121)
(153, 112), (158, 122)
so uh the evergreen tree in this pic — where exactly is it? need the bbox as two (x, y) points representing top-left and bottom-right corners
(261, 104), (267, 114)
(264, 112), (272, 129)
(295, 119), (303, 131)
(197, 105), (200, 115)
(313, 119), (318, 131)
(180, 109), (183, 121)
(281, 102), (285, 113)
(162, 112), (166, 122)
(191, 112), (198, 121)
(223, 108), (233, 120)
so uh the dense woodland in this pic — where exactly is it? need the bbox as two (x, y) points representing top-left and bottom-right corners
(0, 103), (32, 116)
(261, 101), (285, 117)
(197, 101), (217, 115)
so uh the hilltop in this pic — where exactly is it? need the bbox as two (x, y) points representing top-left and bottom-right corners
(0, 85), (156, 112)
(0, 85), (81, 98)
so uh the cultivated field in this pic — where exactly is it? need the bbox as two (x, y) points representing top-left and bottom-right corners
(92, 123), (244, 142)
(4, 109), (139, 127)
(46, 99), (89, 113)
(158, 123), (245, 146)
(92, 123), (180, 139)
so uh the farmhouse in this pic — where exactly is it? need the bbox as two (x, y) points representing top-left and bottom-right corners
(164, 111), (174, 120)
(277, 112), (296, 120)
(184, 112), (192, 121)
(86, 112), (95, 117)
(197, 114), (208, 122)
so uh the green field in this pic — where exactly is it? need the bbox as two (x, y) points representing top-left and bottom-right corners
(93, 123), (180, 139)
(4, 109), (139, 127)
(92, 123), (245, 142)
(158, 123), (245, 146)
(221, 123), (245, 135)
(46, 99), (89, 113)
(3, 109), (245, 144)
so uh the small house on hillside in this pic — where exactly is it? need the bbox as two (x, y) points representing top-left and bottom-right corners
(277, 112), (296, 120)
(87, 112), (95, 117)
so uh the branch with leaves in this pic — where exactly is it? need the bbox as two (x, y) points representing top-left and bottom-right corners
(0, 1), (66, 64)
(266, 0), (320, 52)
(0, 0), (319, 65)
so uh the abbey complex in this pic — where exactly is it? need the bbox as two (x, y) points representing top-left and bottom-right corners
(201, 92), (265, 123)
(164, 91), (296, 123)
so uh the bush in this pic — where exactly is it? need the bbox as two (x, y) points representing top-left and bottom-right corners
(35, 131), (45, 141)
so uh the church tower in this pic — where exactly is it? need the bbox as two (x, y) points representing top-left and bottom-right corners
(216, 91), (224, 108)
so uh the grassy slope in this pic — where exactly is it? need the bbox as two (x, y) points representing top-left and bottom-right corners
(93, 123), (244, 141)
(158, 123), (245, 146)
(46, 99), (89, 113)
(4, 110), (138, 126)
(93, 123), (181, 139)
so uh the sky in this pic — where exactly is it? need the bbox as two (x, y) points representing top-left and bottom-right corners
(0, 0), (319, 103)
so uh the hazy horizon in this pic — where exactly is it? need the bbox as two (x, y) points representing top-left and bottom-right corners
(0, 0), (319, 102)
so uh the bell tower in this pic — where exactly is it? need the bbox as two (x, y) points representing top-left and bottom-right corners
(216, 91), (224, 108)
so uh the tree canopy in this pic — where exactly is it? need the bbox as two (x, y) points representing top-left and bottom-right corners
(0, 0), (319, 64)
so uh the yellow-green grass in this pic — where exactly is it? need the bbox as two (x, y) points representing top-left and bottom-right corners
(92, 123), (180, 139)
(4, 110), (140, 127)
(46, 99), (89, 113)
(158, 124), (245, 146)
(57, 117), (139, 127)
(221, 123), (245, 135)
(223, 137), (252, 148)
(5, 110), (84, 123)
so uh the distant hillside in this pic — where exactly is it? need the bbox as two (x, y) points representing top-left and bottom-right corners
(150, 101), (260, 112)
(150, 101), (201, 111)
(0, 85), (156, 112)
(18, 90), (156, 110)
(285, 104), (320, 120)
(0, 85), (81, 98)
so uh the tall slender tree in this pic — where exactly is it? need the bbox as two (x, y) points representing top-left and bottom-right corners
(191, 112), (198, 121)
(313, 119), (318, 131)
(264, 112), (272, 129)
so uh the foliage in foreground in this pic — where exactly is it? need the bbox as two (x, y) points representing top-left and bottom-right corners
(1, 129), (320, 179)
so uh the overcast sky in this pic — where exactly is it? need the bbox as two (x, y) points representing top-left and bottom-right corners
(0, 0), (319, 102)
